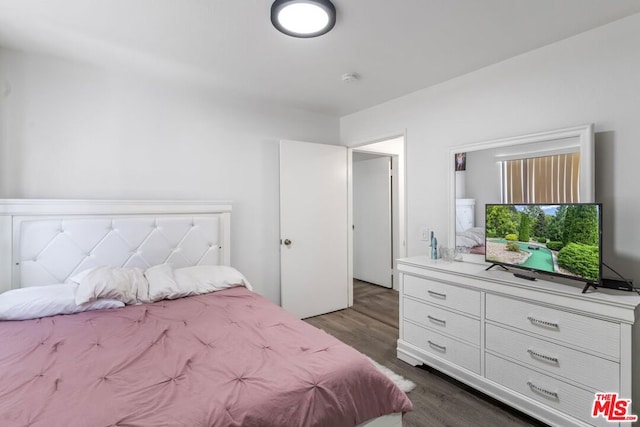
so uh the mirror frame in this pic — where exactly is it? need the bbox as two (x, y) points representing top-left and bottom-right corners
(447, 124), (595, 258)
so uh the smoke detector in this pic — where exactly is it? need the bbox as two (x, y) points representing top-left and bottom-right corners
(341, 72), (360, 83)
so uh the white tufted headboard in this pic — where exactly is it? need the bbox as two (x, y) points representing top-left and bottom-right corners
(0, 200), (232, 292)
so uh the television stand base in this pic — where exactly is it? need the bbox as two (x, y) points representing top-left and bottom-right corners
(485, 263), (509, 272)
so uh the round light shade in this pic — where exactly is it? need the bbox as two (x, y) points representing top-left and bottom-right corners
(271, 0), (336, 38)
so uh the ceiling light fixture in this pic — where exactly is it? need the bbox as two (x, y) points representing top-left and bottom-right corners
(271, 0), (336, 38)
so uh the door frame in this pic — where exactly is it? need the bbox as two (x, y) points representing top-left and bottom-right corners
(347, 131), (407, 305)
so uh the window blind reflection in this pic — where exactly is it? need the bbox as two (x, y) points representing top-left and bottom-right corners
(502, 152), (580, 203)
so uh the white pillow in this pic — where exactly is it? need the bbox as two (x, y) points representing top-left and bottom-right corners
(144, 263), (183, 302)
(456, 229), (485, 247)
(466, 227), (486, 240)
(456, 233), (480, 248)
(70, 266), (150, 305)
(144, 264), (251, 301)
(0, 284), (124, 321)
(467, 227), (485, 236)
(174, 265), (252, 293)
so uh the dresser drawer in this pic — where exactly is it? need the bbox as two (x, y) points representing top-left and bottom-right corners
(404, 297), (480, 346)
(485, 294), (620, 359)
(403, 274), (480, 316)
(486, 324), (619, 392)
(404, 321), (480, 374)
(486, 354), (608, 427)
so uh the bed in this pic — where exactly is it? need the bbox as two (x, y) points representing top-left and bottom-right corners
(0, 200), (412, 427)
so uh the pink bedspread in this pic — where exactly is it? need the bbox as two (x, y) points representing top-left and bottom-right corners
(0, 287), (412, 426)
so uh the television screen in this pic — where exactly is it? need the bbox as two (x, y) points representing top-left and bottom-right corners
(485, 203), (602, 285)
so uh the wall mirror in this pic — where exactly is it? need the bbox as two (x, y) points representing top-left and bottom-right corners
(447, 124), (594, 262)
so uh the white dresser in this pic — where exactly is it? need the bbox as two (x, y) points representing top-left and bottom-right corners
(397, 256), (640, 427)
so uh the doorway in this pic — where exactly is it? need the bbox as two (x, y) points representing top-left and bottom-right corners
(353, 152), (392, 288)
(348, 135), (406, 307)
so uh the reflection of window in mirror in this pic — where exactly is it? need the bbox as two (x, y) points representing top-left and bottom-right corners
(501, 152), (580, 203)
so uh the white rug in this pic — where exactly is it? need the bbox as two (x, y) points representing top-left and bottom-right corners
(368, 357), (416, 393)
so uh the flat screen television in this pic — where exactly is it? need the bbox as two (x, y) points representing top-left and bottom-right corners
(485, 203), (602, 287)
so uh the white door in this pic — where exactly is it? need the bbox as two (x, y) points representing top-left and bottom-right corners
(280, 140), (348, 319)
(353, 155), (392, 287)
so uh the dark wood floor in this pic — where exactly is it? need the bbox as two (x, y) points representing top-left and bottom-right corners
(305, 280), (548, 427)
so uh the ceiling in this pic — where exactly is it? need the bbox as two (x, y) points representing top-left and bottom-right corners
(1, 0), (640, 116)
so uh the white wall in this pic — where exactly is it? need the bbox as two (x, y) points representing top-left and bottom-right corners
(341, 14), (640, 283)
(0, 48), (340, 303)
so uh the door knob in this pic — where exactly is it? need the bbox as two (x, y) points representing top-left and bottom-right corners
(283, 239), (292, 246)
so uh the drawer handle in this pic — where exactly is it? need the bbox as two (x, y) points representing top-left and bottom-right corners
(527, 381), (559, 400)
(427, 340), (447, 352)
(427, 315), (447, 326)
(527, 349), (559, 364)
(527, 316), (559, 329)
(427, 290), (447, 299)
